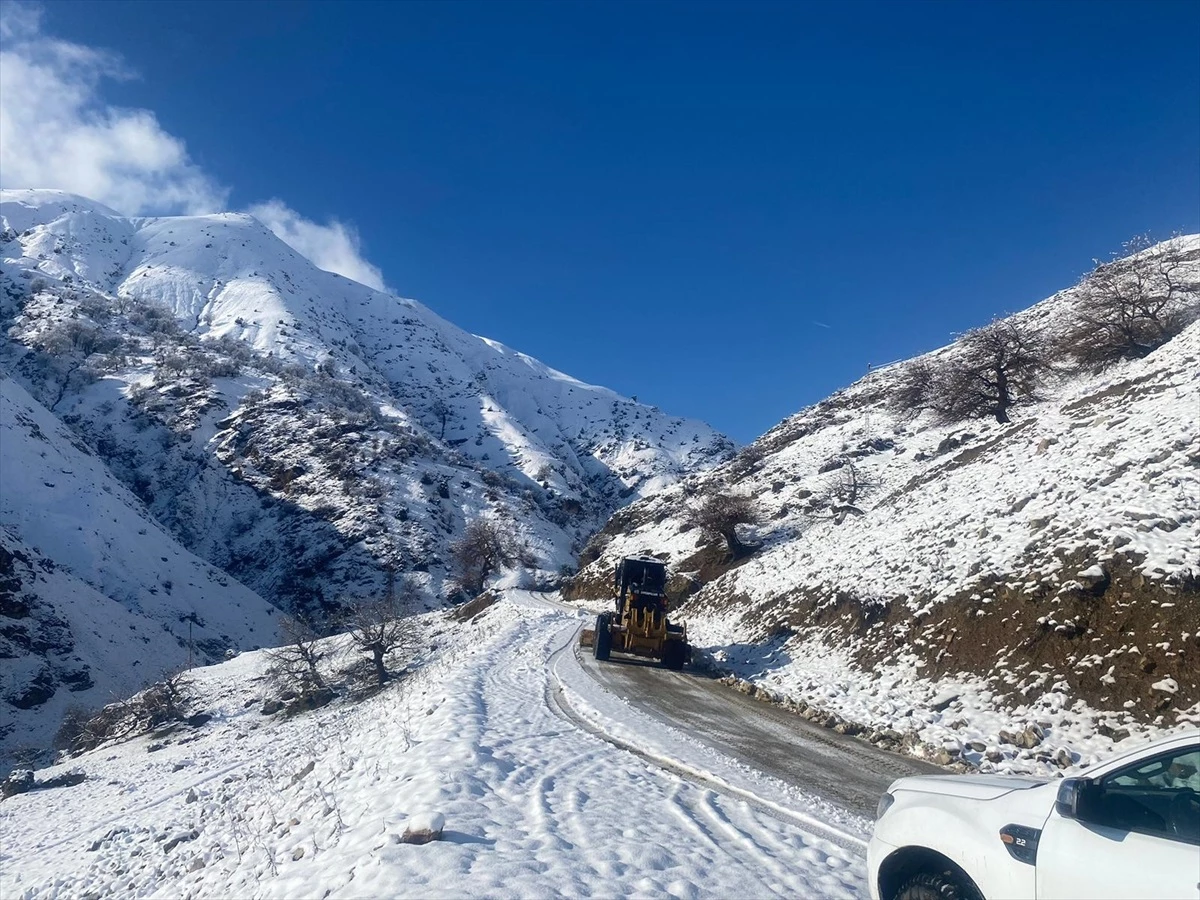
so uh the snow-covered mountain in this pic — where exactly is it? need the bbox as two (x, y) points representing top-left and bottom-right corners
(1, 376), (281, 761)
(0, 188), (733, 767)
(568, 236), (1200, 771)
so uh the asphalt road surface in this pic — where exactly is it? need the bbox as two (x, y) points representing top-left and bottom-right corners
(578, 649), (942, 819)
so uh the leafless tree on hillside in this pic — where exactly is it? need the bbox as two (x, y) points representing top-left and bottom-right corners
(450, 518), (528, 595)
(687, 486), (759, 559)
(816, 461), (876, 523)
(891, 318), (1052, 425)
(144, 668), (195, 723)
(55, 669), (195, 755)
(344, 579), (419, 687)
(1057, 234), (1199, 369)
(265, 614), (330, 698)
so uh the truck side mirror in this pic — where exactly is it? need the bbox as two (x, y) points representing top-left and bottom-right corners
(1055, 777), (1094, 820)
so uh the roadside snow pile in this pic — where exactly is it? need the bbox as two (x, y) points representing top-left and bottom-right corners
(0, 595), (865, 899)
(569, 235), (1200, 776)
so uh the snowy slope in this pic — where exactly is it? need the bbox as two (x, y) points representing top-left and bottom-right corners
(0, 190), (732, 596)
(0, 189), (731, 514)
(0, 187), (730, 770)
(0, 376), (279, 766)
(0, 593), (865, 899)
(568, 237), (1200, 775)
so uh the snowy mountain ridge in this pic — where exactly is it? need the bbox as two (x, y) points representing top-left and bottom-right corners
(568, 235), (1200, 772)
(0, 188), (733, 768)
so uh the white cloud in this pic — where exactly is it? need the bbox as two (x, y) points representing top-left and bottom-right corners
(0, 2), (391, 292)
(0, 0), (41, 43)
(246, 200), (388, 292)
(0, 2), (226, 214)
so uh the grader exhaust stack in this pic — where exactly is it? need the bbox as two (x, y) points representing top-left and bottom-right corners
(592, 556), (690, 670)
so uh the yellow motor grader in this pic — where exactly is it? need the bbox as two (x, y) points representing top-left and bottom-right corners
(592, 556), (690, 670)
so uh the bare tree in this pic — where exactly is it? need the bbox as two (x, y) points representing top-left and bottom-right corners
(56, 669), (195, 755)
(265, 614), (329, 698)
(815, 461), (876, 523)
(143, 668), (194, 724)
(1058, 235), (1199, 369)
(54, 705), (95, 755)
(890, 358), (937, 416)
(430, 399), (451, 441)
(688, 487), (759, 558)
(892, 318), (1051, 425)
(345, 581), (418, 687)
(450, 518), (525, 595)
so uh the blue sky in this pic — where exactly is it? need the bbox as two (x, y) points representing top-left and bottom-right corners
(9, 0), (1200, 442)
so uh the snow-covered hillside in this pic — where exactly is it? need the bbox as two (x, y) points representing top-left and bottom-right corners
(0, 188), (731, 768)
(1, 376), (280, 765)
(0, 594), (867, 899)
(568, 236), (1200, 774)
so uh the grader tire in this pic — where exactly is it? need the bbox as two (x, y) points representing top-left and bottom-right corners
(593, 613), (612, 661)
(662, 639), (686, 671)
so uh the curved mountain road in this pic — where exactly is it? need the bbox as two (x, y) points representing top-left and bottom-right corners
(508, 580), (945, 820)
(576, 648), (942, 819)
(514, 589), (940, 830)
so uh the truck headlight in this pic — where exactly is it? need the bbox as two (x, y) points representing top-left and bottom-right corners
(876, 791), (895, 820)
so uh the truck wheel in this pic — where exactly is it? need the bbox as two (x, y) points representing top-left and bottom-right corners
(895, 871), (975, 900)
(662, 640), (686, 671)
(593, 614), (612, 661)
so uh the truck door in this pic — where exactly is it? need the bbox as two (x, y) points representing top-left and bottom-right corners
(1036, 746), (1200, 900)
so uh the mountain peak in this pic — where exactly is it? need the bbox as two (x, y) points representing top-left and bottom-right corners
(0, 188), (733, 767)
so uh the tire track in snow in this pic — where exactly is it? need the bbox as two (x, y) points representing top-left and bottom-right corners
(471, 598), (858, 895)
(529, 599), (870, 855)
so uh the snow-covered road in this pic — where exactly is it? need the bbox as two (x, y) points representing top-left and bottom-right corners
(570, 626), (942, 819)
(1, 592), (871, 898)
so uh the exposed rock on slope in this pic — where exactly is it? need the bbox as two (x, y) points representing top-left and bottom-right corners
(0, 188), (732, 767)
(0, 377), (280, 766)
(0, 189), (733, 616)
(569, 236), (1200, 772)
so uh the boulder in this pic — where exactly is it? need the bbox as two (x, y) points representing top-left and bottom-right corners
(162, 829), (199, 853)
(1, 768), (34, 799)
(999, 725), (1044, 749)
(1096, 721), (1131, 743)
(930, 692), (960, 713)
(38, 770), (85, 790)
(1018, 725), (1045, 749)
(399, 811), (445, 845)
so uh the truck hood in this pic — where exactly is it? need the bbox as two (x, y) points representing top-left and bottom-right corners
(891, 774), (1051, 802)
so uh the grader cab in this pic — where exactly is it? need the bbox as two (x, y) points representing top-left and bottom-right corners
(592, 556), (690, 670)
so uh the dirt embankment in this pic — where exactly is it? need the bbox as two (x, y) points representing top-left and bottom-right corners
(741, 550), (1197, 724)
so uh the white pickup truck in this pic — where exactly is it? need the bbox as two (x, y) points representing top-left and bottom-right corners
(868, 731), (1200, 900)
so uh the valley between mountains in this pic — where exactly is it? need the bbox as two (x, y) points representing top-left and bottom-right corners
(0, 189), (1197, 897)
